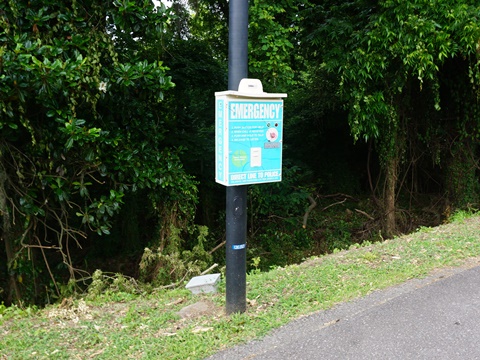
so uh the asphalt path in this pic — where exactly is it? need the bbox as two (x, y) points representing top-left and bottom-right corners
(208, 262), (480, 360)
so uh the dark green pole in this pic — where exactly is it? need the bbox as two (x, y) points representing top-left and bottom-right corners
(226, 0), (248, 315)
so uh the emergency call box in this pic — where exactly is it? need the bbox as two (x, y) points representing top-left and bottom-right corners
(215, 79), (287, 186)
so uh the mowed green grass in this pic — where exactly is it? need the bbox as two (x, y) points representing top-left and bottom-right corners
(1, 214), (480, 359)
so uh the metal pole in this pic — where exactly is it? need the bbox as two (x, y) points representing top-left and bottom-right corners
(228, 0), (248, 91)
(226, 0), (248, 315)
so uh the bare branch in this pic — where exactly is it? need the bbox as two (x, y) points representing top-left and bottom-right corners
(302, 195), (317, 229)
(200, 263), (218, 275)
(209, 240), (226, 255)
(322, 198), (346, 211)
(354, 208), (375, 220)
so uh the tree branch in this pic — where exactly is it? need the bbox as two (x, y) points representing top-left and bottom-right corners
(303, 195), (317, 228)
(354, 208), (375, 220)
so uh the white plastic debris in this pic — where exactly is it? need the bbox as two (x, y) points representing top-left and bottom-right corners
(185, 273), (221, 294)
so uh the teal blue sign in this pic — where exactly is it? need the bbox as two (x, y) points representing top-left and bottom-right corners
(228, 100), (283, 185)
(215, 93), (286, 186)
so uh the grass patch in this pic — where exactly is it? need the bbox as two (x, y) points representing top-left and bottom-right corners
(1, 216), (480, 359)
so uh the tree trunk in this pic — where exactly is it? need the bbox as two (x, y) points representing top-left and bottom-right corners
(384, 154), (398, 237)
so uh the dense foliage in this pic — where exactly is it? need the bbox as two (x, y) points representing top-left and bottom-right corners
(1, 0), (479, 305)
(305, 0), (480, 235)
(0, 0), (199, 304)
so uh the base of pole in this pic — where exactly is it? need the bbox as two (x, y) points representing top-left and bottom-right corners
(225, 185), (247, 314)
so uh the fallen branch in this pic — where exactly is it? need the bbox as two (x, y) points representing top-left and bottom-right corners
(355, 208), (375, 221)
(160, 271), (190, 290)
(209, 240), (226, 255)
(303, 195), (317, 229)
(200, 263), (218, 275)
(323, 193), (360, 202)
(322, 198), (346, 212)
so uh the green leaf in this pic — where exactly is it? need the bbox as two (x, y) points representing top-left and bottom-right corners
(65, 137), (74, 149)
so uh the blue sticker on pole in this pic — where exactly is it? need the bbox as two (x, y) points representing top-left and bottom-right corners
(232, 244), (246, 250)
